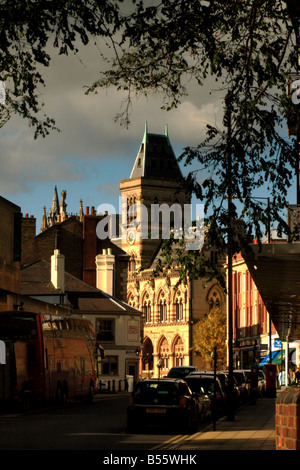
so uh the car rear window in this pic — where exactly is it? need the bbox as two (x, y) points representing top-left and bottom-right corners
(134, 382), (177, 396)
(167, 368), (195, 378)
(133, 382), (180, 405)
(186, 377), (219, 394)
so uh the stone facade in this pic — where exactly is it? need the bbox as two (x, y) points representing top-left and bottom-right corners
(119, 125), (226, 376)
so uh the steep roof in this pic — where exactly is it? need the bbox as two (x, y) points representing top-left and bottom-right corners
(130, 123), (183, 180)
(20, 259), (141, 315)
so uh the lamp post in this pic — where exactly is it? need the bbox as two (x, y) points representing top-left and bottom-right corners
(211, 346), (217, 431)
(225, 90), (235, 421)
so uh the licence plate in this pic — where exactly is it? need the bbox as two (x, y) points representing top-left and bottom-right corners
(146, 408), (166, 414)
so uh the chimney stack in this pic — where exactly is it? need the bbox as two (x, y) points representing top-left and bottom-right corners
(51, 249), (65, 292)
(95, 249), (115, 295)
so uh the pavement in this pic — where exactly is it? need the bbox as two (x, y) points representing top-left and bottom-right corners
(97, 389), (278, 451)
(175, 393), (277, 451)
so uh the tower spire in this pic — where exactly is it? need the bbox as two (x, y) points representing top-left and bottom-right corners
(40, 206), (48, 233)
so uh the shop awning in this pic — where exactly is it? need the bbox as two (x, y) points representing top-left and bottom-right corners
(259, 350), (281, 366)
(271, 348), (295, 365)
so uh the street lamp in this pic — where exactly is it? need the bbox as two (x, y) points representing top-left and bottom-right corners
(225, 91), (235, 421)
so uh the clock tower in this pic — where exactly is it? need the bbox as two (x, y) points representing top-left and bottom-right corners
(120, 123), (190, 268)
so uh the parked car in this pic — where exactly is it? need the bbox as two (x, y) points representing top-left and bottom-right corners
(185, 372), (227, 416)
(195, 370), (239, 409)
(216, 370), (240, 407)
(243, 369), (266, 397)
(232, 370), (250, 402)
(192, 386), (211, 422)
(127, 378), (199, 433)
(258, 369), (266, 396)
(167, 366), (199, 378)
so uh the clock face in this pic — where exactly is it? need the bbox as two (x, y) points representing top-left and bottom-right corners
(127, 229), (136, 245)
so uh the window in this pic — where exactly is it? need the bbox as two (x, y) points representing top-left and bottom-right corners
(129, 256), (136, 272)
(159, 338), (169, 370)
(176, 300), (183, 321)
(176, 356), (183, 366)
(174, 336), (184, 365)
(27, 344), (37, 364)
(143, 302), (151, 323)
(208, 289), (221, 312)
(160, 301), (167, 322)
(96, 319), (114, 342)
(242, 308), (246, 328)
(102, 355), (118, 376)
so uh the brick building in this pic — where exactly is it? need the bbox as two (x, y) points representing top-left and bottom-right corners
(21, 195), (129, 302)
(231, 251), (277, 369)
(0, 196), (22, 311)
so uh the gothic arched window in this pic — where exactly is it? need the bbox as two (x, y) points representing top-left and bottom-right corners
(175, 299), (183, 321)
(208, 289), (221, 312)
(159, 337), (170, 370)
(143, 295), (151, 324)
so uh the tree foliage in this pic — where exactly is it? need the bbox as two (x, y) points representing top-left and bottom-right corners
(88, 0), (300, 286)
(193, 307), (227, 369)
(0, 0), (122, 137)
(1, 1), (299, 288)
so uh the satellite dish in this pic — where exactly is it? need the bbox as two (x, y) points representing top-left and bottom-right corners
(0, 81), (6, 105)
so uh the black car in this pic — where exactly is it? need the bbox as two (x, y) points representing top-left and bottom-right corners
(127, 378), (199, 433)
(167, 366), (199, 378)
(185, 373), (227, 416)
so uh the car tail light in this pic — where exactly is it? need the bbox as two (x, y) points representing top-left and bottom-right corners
(215, 391), (222, 400)
(179, 397), (187, 408)
(129, 396), (134, 407)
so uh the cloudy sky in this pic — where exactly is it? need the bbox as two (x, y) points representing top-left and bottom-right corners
(0, 35), (226, 232)
(0, 33), (295, 234)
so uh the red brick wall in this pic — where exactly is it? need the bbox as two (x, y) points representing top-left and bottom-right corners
(276, 389), (300, 450)
(0, 197), (21, 296)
